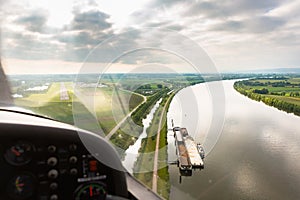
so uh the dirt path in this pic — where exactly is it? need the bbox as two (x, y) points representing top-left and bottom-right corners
(152, 94), (172, 193)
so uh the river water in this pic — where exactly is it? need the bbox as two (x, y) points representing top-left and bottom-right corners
(167, 80), (300, 200)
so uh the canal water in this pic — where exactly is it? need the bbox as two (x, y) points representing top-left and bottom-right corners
(122, 98), (162, 173)
(167, 80), (300, 200)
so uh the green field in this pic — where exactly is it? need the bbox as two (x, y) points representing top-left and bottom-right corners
(14, 82), (144, 134)
(289, 78), (300, 84)
(265, 95), (300, 106)
(15, 82), (74, 105)
(245, 85), (300, 93)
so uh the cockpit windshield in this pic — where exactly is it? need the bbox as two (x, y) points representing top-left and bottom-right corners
(1, 0), (300, 200)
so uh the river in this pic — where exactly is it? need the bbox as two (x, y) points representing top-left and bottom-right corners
(167, 80), (300, 200)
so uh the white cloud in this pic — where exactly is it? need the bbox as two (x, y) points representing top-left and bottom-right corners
(266, 0), (300, 19)
(1, 0), (300, 74)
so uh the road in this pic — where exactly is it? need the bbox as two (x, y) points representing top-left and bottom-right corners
(152, 93), (173, 193)
(105, 91), (146, 140)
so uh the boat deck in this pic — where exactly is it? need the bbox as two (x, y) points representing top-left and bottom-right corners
(173, 127), (204, 176)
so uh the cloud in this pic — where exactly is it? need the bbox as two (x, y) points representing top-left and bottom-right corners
(183, 1), (223, 18)
(245, 16), (285, 33)
(71, 29), (141, 63)
(1, 0), (300, 72)
(149, 0), (190, 8)
(224, 0), (284, 14)
(137, 20), (184, 31)
(165, 24), (185, 31)
(52, 9), (115, 62)
(1, 31), (60, 60)
(69, 10), (112, 31)
(56, 31), (111, 47)
(14, 11), (49, 33)
(2, 8), (116, 62)
(211, 16), (285, 33)
(210, 20), (242, 32)
(129, 0), (288, 36)
(183, 0), (287, 18)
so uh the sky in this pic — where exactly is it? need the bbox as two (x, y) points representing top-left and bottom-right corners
(1, 0), (300, 74)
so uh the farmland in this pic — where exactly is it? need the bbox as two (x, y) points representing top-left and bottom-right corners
(234, 76), (300, 116)
(14, 82), (144, 133)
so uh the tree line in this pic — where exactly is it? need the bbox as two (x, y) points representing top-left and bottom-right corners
(242, 80), (300, 87)
(234, 81), (300, 116)
(131, 89), (169, 126)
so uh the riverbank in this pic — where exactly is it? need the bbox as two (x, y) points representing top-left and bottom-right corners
(133, 91), (176, 199)
(109, 89), (168, 155)
(122, 98), (162, 173)
(234, 78), (300, 117)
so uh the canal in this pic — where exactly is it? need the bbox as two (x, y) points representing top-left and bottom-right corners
(122, 98), (162, 173)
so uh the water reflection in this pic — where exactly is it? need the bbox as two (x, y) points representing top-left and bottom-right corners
(168, 80), (300, 200)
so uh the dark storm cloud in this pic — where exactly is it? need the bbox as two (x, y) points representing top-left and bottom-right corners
(14, 11), (48, 33)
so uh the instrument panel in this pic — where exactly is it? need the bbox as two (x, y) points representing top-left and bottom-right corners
(2, 140), (111, 200)
(0, 110), (128, 200)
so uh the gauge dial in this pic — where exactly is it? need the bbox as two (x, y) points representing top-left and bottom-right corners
(74, 182), (107, 200)
(4, 142), (34, 166)
(7, 174), (35, 200)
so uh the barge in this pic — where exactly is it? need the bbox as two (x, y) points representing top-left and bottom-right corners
(173, 127), (205, 177)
